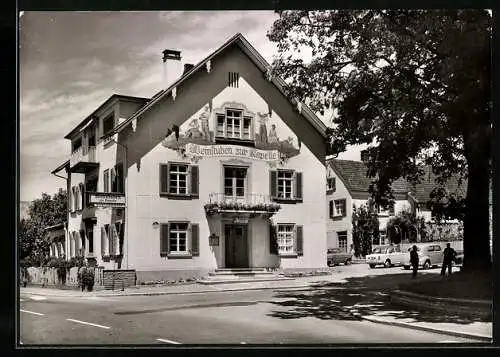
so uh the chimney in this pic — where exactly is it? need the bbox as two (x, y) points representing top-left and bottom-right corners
(162, 49), (183, 89)
(360, 149), (370, 163)
(183, 63), (194, 75)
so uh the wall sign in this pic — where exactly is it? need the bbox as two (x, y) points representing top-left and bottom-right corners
(89, 193), (126, 206)
(185, 143), (279, 162)
(209, 234), (220, 246)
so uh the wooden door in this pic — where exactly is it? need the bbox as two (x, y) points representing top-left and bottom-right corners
(225, 224), (248, 268)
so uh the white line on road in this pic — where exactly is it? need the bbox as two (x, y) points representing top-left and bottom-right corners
(66, 318), (111, 329)
(156, 338), (181, 344)
(20, 309), (45, 316)
(29, 295), (47, 301)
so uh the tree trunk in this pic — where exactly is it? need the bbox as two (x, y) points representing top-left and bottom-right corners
(462, 125), (492, 274)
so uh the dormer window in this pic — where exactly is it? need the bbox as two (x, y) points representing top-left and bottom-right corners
(215, 109), (253, 141)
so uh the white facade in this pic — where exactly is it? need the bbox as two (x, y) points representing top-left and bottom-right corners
(58, 35), (328, 282)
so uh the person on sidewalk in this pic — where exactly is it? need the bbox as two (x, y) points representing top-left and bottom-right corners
(441, 243), (457, 277)
(410, 245), (419, 279)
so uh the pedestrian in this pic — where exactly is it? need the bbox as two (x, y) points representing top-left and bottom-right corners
(410, 245), (419, 279)
(441, 243), (457, 277)
(78, 265), (87, 292)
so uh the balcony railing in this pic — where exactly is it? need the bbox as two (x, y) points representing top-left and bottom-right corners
(70, 146), (98, 168)
(205, 193), (281, 216)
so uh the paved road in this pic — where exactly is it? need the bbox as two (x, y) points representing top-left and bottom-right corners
(20, 267), (478, 345)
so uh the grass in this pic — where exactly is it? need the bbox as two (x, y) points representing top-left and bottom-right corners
(399, 271), (492, 300)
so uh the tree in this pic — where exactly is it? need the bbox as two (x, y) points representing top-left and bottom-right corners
(268, 10), (491, 273)
(386, 210), (427, 244)
(352, 204), (379, 257)
(19, 189), (67, 266)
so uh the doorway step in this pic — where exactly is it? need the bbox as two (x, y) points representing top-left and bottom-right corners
(198, 268), (293, 285)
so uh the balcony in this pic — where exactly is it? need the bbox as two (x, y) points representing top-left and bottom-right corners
(204, 193), (281, 219)
(70, 146), (99, 173)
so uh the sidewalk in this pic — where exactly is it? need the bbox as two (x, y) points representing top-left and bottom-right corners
(355, 311), (492, 342)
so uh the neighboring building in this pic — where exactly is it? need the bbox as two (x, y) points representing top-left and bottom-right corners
(51, 33), (328, 282)
(45, 222), (67, 259)
(326, 154), (466, 251)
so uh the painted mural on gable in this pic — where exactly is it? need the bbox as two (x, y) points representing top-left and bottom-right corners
(161, 101), (301, 163)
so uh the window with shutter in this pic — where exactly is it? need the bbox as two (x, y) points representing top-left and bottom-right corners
(273, 170), (303, 203)
(111, 168), (117, 192)
(269, 170), (277, 198)
(277, 224), (295, 255)
(108, 225), (115, 256)
(101, 227), (106, 256)
(115, 163), (124, 193)
(334, 199), (346, 217)
(341, 199), (347, 217)
(79, 183), (85, 210)
(294, 172), (303, 200)
(190, 223), (199, 256)
(160, 223), (169, 256)
(296, 225), (304, 256)
(269, 224), (278, 255)
(190, 166), (199, 196)
(329, 201), (334, 218)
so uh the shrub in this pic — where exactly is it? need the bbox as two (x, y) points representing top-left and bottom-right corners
(81, 269), (95, 291)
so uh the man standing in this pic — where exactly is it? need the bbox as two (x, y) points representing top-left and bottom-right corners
(441, 243), (457, 277)
(410, 245), (419, 279)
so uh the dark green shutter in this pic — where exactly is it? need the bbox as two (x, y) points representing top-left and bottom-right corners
(296, 225), (304, 256)
(269, 224), (278, 254)
(341, 199), (347, 217)
(160, 223), (169, 255)
(190, 165), (199, 196)
(332, 177), (336, 192)
(160, 164), (169, 194)
(329, 201), (334, 218)
(270, 171), (277, 199)
(191, 223), (199, 256)
(295, 172), (303, 200)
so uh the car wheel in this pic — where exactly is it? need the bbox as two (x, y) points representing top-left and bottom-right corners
(384, 259), (392, 268)
(403, 265), (410, 270)
(345, 258), (352, 265)
(423, 260), (431, 269)
(369, 264), (376, 269)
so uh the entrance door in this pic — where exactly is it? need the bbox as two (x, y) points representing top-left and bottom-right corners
(225, 224), (248, 268)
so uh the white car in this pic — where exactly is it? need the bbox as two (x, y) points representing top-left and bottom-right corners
(403, 243), (444, 270)
(366, 245), (407, 268)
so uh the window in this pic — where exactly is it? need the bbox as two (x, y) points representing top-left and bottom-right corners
(103, 169), (109, 193)
(277, 171), (294, 199)
(169, 164), (188, 194)
(169, 223), (189, 254)
(88, 229), (94, 254)
(338, 231), (348, 252)
(103, 114), (114, 135)
(72, 137), (82, 153)
(228, 72), (240, 88)
(71, 186), (76, 212)
(379, 229), (387, 245)
(78, 183), (85, 210)
(159, 163), (199, 198)
(387, 247), (395, 254)
(334, 199), (346, 217)
(277, 224), (295, 254)
(224, 167), (247, 198)
(111, 163), (124, 193)
(327, 177), (336, 192)
(75, 185), (80, 211)
(329, 200), (334, 218)
(215, 109), (252, 141)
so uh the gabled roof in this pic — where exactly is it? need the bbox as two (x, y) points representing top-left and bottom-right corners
(329, 159), (409, 195)
(328, 159), (467, 203)
(51, 160), (70, 175)
(64, 94), (149, 139)
(106, 33), (328, 139)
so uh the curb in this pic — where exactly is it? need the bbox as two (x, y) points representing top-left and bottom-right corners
(20, 283), (318, 298)
(393, 289), (491, 306)
(359, 315), (492, 342)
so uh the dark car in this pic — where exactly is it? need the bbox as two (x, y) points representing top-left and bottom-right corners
(327, 248), (353, 266)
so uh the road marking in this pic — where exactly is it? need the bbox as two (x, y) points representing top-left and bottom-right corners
(20, 309), (45, 316)
(66, 318), (111, 329)
(20, 299), (24, 302)
(440, 340), (460, 343)
(29, 295), (47, 301)
(156, 338), (181, 344)
(240, 342), (247, 344)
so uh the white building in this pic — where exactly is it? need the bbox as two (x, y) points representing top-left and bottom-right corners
(50, 33), (329, 283)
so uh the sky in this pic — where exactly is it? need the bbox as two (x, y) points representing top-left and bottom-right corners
(19, 11), (363, 202)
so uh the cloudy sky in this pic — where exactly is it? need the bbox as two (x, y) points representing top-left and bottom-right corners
(19, 11), (361, 202)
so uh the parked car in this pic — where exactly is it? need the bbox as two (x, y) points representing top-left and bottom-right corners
(453, 250), (464, 267)
(327, 248), (353, 266)
(403, 243), (444, 270)
(366, 245), (406, 268)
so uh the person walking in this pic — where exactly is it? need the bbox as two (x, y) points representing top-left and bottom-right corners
(441, 243), (457, 277)
(410, 245), (419, 279)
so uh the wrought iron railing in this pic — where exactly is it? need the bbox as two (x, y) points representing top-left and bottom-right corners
(205, 193), (280, 215)
(70, 146), (97, 167)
